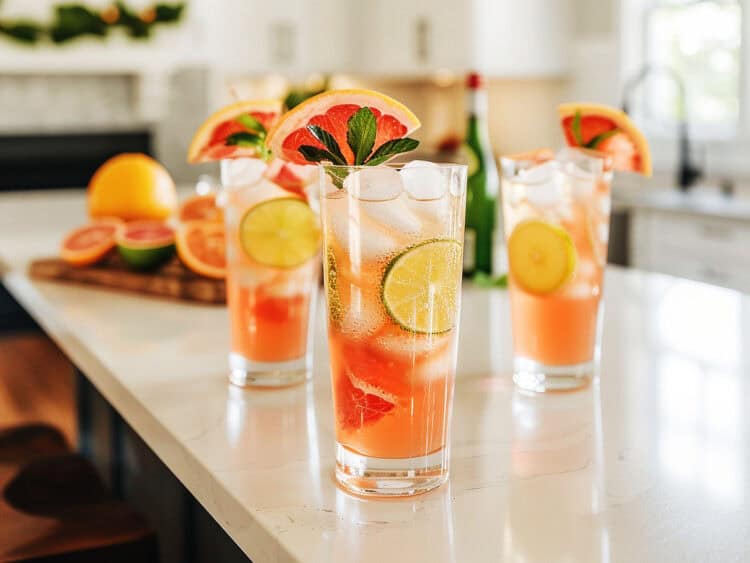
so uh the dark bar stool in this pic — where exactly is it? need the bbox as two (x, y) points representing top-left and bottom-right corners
(0, 424), (158, 562)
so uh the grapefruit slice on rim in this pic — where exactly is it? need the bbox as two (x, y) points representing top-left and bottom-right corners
(176, 220), (226, 279)
(266, 89), (420, 166)
(178, 193), (223, 223)
(558, 103), (652, 176)
(60, 219), (123, 266)
(187, 99), (282, 163)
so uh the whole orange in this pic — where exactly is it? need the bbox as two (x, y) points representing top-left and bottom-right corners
(88, 153), (177, 221)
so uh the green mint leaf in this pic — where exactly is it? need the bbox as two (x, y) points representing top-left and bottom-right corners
(325, 167), (348, 189)
(571, 110), (584, 145)
(306, 125), (347, 164)
(225, 132), (262, 147)
(347, 107), (377, 165)
(298, 145), (346, 165)
(235, 114), (266, 135)
(365, 138), (420, 166)
(473, 272), (508, 289)
(585, 128), (619, 149)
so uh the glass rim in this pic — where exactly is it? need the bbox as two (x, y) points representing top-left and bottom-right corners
(500, 147), (613, 177)
(321, 162), (468, 171)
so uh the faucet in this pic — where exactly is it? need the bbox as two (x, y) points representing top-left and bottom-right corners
(621, 64), (702, 190)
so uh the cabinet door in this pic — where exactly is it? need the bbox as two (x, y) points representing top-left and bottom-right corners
(472, 0), (571, 77)
(357, 0), (471, 75)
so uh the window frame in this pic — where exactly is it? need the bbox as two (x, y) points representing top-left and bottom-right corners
(621, 0), (750, 176)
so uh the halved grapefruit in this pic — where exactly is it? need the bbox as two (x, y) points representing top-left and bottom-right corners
(266, 89), (421, 166)
(187, 99), (282, 164)
(178, 193), (223, 223)
(60, 219), (123, 266)
(176, 221), (226, 279)
(558, 103), (652, 176)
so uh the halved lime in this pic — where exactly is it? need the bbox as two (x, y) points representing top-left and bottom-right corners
(381, 239), (462, 334)
(239, 198), (320, 268)
(507, 220), (577, 294)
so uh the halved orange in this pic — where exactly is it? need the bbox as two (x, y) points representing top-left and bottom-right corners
(187, 99), (282, 164)
(178, 193), (223, 223)
(266, 89), (420, 165)
(60, 218), (123, 266)
(176, 221), (226, 279)
(558, 103), (652, 176)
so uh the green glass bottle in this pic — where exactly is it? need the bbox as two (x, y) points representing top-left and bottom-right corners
(462, 72), (500, 276)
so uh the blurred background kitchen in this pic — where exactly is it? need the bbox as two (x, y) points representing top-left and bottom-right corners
(1, 0), (748, 295)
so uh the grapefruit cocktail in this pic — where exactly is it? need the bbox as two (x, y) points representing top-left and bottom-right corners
(501, 103), (652, 393)
(265, 88), (467, 496)
(189, 98), (321, 387)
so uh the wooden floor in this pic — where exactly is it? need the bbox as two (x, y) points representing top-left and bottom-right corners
(0, 332), (76, 445)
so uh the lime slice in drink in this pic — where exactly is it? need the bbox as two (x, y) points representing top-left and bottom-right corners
(381, 239), (462, 334)
(239, 198), (320, 268)
(507, 220), (577, 294)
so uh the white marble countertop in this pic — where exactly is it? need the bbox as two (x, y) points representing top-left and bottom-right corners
(2, 189), (750, 562)
(612, 180), (750, 221)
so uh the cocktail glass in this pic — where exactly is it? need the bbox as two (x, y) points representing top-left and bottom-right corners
(320, 162), (467, 497)
(221, 158), (321, 388)
(501, 148), (612, 393)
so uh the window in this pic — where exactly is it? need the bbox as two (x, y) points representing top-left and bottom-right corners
(642, 0), (742, 137)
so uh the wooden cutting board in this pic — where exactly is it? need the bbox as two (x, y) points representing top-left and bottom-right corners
(28, 255), (226, 304)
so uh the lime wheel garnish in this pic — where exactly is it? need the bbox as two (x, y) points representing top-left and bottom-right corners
(381, 239), (462, 334)
(508, 220), (577, 294)
(558, 102), (652, 176)
(187, 99), (282, 163)
(238, 198), (321, 268)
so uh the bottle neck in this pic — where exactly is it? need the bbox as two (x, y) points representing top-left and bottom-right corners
(466, 89), (490, 145)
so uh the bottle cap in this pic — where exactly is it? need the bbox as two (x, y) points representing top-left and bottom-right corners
(466, 72), (484, 90)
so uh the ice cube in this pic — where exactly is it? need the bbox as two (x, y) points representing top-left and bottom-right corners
(221, 158), (267, 187)
(414, 346), (457, 383)
(371, 333), (450, 359)
(518, 160), (559, 185)
(522, 172), (564, 209)
(401, 160), (446, 200)
(325, 195), (401, 261)
(359, 192), (422, 234)
(344, 167), (403, 201)
(340, 286), (385, 338)
(556, 146), (605, 176)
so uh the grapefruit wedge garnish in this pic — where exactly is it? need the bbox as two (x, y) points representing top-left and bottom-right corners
(187, 99), (282, 163)
(558, 103), (652, 176)
(60, 219), (123, 266)
(266, 89), (421, 166)
(176, 220), (226, 279)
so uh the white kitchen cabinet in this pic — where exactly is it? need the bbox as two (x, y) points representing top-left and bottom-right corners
(630, 209), (750, 293)
(357, 0), (570, 77)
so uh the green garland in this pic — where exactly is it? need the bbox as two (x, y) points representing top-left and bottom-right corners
(0, 1), (185, 45)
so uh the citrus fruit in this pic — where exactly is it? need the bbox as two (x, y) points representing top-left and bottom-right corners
(238, 198), (321, 268)
(116, 221), (176, 270)
(266, 89), (420, 166)
(176, 221), (226, 279)
(381, 239), (462, 334)
(558, 103), (652, 176)
(187, 99), (282, 163)
(178, 193), (223, 223)
(60, 218), (123, 266)
(508, 220), (577, 294)
(88, 153), (177, 221)
(264, 158), (316, 199)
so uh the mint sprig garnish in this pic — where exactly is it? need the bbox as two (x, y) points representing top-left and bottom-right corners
(297, 106), (419, 176)
(366, 138), (420, 166)
(585, 128), (619, 149)
(571, 110), (584, 145)
(225, 113), (270, 160)
(347, 107), (377, 164)
(306, 125), (347, 164)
